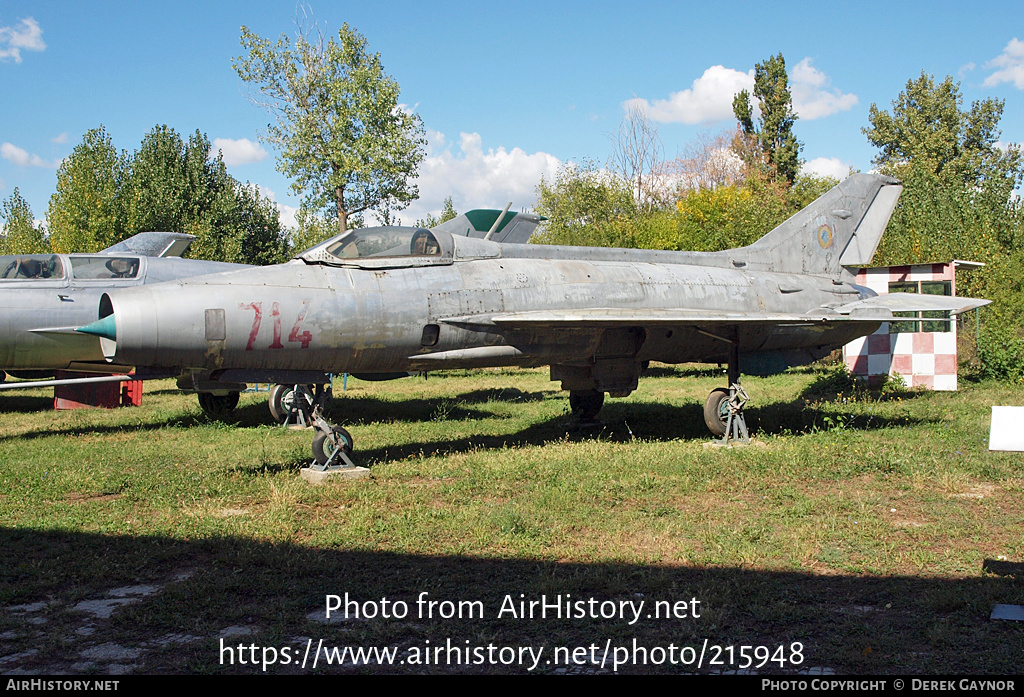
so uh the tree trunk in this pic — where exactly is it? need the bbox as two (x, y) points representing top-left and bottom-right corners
(335, 185), (347, 233)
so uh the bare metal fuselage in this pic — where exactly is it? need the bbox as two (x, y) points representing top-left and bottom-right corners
(0, 254), (248, 373)
(76, 174), (992, 445)
(98, 242), (878, 383)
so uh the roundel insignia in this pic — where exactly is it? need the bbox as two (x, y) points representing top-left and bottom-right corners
(817, 224), (834, 249)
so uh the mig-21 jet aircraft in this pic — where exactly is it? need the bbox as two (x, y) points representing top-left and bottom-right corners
(77, 174), (988, 465)
(0, 232), (253, 413)
(2, 211), (541, 420)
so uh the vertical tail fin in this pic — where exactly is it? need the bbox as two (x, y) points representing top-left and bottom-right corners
(432, 210), (546, 244)
(741, 173), (902, 277)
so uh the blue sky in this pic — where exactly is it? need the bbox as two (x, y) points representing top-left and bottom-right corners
(1, 1), (1022, 229)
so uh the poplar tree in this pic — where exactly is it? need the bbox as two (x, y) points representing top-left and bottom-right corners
(0, 188), (48, 254)
(732, 53), (802, 185)
(46, 126), (127, 252)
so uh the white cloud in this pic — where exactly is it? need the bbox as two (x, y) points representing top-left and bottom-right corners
(277, 202), (299, 230)
(630, 59), (856, 126)
(394, 131), (561, 225)
(0, 17), (45, 63)
(790, 58), (859, 120)
(211, 138), (268, 167)
(1, 142), (56, 168)
(627, 65), (755, 125)
(252, 184), (299, 230)
(802, 157), (851, 180)
(252, 132), (561, 229)
(51, 132), (69, 144)
(423, 129), (447, 156)
(983, 38), (1024, 89)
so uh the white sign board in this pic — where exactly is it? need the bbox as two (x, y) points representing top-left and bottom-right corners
(989, 406), (1024, 451)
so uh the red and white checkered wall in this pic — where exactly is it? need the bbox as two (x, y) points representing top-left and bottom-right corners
(842, 264), (959, 390)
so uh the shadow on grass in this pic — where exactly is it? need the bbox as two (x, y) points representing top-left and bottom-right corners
(325, 391), (556, 425)
(0, 401), (281, 443)
(0, 392), (933, 466)
(0, 526), (1020, 674)
(293, 399), (932, 469)
(0, 394), (57, 413)
(643, 365), (725, 379)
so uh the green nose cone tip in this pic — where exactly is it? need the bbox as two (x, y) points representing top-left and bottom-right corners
(77, 315), (117, 341)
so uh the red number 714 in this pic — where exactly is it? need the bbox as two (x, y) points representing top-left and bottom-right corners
(239, 300), (312, 350)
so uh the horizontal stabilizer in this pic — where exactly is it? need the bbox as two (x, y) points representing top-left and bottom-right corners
(835, 293), (990, 316)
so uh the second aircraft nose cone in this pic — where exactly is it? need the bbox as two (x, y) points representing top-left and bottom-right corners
(76, 315), (116, 341)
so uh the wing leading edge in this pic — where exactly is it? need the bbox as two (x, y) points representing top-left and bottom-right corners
(461, 292), (989, 329)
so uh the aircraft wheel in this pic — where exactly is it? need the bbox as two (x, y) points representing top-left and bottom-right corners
(704, 388), (731, 437)
(0, 370), (5, 383)
(312, 426), (354, 466)
(268, 384), (315, 424)
(198, 391), (240, 417)
(568, 390), (605, 421)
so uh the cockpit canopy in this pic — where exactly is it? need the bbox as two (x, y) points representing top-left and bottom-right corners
(297, 226), (454, 267)
(0, 254), (65, 280)
(0, 254), (143, 282)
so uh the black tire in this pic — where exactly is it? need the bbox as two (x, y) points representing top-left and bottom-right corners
(704, 388), (731, 437)
(312, 426), (354, 466)
(568, 390), (605, 421)
(268, 384), (316, 424)
(198, 391), (240, 417)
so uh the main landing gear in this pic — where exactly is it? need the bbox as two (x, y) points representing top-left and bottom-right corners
(703, 383), (750, 444)
(703, 337), (750, 444)
(197, 391), (240, 416)
(568, 389), (605, 424)
(269, 383), (332, 426)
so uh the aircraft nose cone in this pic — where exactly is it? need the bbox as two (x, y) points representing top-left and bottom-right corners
(76, 315), (116, 341)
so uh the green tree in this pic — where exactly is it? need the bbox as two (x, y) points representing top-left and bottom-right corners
(864, 72), (1024, 382)
(45, 125), (286, 263)
(533, 160), (643, 248)
(732, 53), (802, 185)
(674, 177), (792, 251)
(864, 73), (1022, 265)
(287, 204), (339, 255)
(124, 126), (213, 234)
(0, 188), (48, 254)
(864, 73), (1021, 190)
(234, 20), (426, 233)
(415, 196), (458, 228)
(46, 126), (127, 253)
(786, 172), (841, 210)
(124, 126), (287, 265)
(229, 182), (287, 265)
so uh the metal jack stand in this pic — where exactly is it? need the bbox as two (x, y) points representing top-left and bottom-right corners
(718, 382), (750, 445)
(308, 404), (358, 472)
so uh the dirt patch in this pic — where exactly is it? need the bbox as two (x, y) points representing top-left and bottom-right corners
(64, 492), (122, 503)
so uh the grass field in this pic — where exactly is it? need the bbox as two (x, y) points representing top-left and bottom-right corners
(0, 365), (1021, 675)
